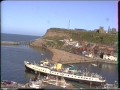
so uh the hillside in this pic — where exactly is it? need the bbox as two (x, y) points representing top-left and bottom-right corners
(43, 28), (117, 46)
(30, 28), (117, 64)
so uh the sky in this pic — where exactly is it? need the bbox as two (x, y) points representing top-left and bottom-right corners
(1, 1), (117, 36)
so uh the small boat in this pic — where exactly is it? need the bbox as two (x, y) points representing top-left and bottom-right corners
(43, 75), (73, 88)
(28, 79), (42, 89)
(1, 80), (23, 88)
(103, 83), (118, 89)
(28, 73), (42, 89)
(102, 81), (118, 89)
(91, 64), (97, 67)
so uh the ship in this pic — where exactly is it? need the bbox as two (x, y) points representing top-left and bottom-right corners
(24, 60), (106, 86)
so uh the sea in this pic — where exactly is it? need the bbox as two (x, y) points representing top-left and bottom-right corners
(1, 33), (118, 89)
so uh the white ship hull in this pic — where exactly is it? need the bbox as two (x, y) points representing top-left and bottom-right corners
(24, 61), (106, 86)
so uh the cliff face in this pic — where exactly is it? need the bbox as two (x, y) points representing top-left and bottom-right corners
(43, 28), (71, 38)
(31, 28), (72, 47)
(30, 38), (44, 47)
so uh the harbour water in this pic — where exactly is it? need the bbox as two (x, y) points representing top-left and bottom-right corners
(1, 33), (118, 89)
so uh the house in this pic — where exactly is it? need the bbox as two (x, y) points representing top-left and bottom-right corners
(96, 26), (106, 33)
(64, 38), (80, 47)
(85, 53), (94, 58)
(59, 40), (64, 42)
(103, 54), (117, 61)
(70, 38), (73, 41)
(74, 42), (81, 48)
(82, 51), (87, 55)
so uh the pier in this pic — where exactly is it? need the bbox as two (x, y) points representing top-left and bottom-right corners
(1, 39), (36, 46)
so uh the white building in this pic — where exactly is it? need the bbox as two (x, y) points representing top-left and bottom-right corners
(85, 53), (94, 58)
(62, 38), (81, 48)
(103, 55), (117, 61)
(59, 40), (64, 42)
(74, 42), (79, 47)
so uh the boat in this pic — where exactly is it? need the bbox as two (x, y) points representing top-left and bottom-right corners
(24, 73), (43, 89)
(102, 81), (118, 89)
(28, 79), (42, 89)
(1, 80), (23, 88)
(91, 64), (97, 67)
(24, 60), (106, 86)
(43, 75), (73, 88)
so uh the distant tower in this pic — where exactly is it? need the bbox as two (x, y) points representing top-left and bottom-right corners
(68, 20), (70, 29)
(106, 18), (109, 33)
(108, 26), (110, 33)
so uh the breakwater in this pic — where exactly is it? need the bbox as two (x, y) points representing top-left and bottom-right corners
(1, 41), (34, 46)
(1, 41), (19, 45)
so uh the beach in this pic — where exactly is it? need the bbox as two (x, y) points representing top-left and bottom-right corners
(48, 48), (96, 64)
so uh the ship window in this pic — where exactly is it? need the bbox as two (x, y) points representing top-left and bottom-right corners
(68, 75), (69, 76)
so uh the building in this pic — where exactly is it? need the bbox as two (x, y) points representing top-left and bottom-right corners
(85, 53), (94, 58)
(103, 54), (117, 61)
(96, 26), (106, 33)
(75, 28), (87, 32)
(108, 26), (117, 34)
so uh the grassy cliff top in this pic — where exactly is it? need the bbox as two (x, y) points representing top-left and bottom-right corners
(43, 28), (117, 46)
